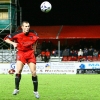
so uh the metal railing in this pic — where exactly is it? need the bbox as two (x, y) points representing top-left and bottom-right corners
(0, 38), (16, 63)
(0, 49), (16, 63)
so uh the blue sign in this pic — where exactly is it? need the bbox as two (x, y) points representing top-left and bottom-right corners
(10, 63), (15, 69)
(79, 64), (85, 69)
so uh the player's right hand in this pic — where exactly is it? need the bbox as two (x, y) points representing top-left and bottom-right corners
(12, 42), (18, 48)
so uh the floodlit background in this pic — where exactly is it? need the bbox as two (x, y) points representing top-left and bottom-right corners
(19, 0), (100, 25)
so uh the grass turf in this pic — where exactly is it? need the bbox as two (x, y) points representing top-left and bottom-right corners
(0, 74), (100, 100)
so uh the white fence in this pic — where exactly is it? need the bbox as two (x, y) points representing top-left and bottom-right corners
(1, 62), (100, 74)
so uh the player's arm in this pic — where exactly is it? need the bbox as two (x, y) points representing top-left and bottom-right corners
(32, 41), (37, 52)
(30, 30), (39, 51)
(4, 34), (18, 48)
(4, 39), (17, 48)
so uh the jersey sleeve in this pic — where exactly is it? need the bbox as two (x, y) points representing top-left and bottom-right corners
(4, 30), (22, 41)
(4, 34), (14, 41)
(29, 30), (39, 43)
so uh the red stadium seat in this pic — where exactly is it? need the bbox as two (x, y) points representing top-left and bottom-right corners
(71, 56), (77, 61)
(87, 56), (93, 61)
(82, 56), (87, 61)
(67, 56), (77, 61)
(97, 55), (100, 61)
(67, 56), (72, 61)
(78, 56), (83, 61)
(62, 56), (68, 61)
(98, 54), (100, 57)
(78, 56), (87, 61)
(92, 56), (98, 61)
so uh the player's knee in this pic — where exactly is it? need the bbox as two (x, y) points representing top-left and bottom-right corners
(16, 69), (22, 74)
(31, 70), (36, 76)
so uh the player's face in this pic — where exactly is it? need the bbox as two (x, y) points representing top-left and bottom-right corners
(21, 23), (30, 33)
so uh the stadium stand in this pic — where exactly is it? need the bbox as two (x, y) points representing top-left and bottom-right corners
(1, 25), (100, 63)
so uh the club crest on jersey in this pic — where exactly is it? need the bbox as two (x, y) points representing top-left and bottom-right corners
(30, 36), (33, 40)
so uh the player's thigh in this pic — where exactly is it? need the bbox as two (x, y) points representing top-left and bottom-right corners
(16, 61), (24, 73)
(28, 63), (36, 74)
(16, 51), (26, 64)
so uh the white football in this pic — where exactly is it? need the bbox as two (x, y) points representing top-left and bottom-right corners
(40, 1), (52, 13)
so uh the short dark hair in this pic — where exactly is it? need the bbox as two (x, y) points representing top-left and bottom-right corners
(21, 21), (29, 26)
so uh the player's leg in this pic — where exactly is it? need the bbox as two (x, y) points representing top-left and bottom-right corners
(13, 51), (25, 95)
(13, 61), (24, 95)
(28, 62), (39, 98)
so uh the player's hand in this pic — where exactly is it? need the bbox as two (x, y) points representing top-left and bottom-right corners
(12, 42), (18, 48)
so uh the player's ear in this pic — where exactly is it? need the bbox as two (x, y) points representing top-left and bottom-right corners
(21, 26), (23, 29)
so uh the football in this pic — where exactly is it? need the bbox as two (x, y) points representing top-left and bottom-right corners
(8, 69), (15, 74)
(40, 1), (52, 13)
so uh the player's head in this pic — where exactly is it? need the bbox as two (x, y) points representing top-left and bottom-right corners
(21, 21), (30, 33)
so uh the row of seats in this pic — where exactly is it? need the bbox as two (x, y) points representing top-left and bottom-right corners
(62, 56), (100, 61)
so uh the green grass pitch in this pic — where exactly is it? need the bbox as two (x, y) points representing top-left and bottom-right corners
(0, 74), (100, 100)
